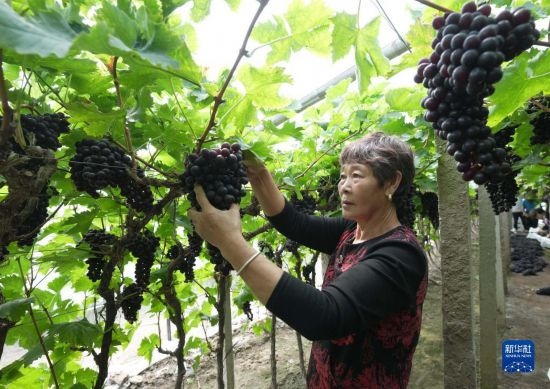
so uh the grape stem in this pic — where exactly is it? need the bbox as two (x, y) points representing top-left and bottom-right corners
(194, 0), (271, 154)
(413, 0), (451, 13)
(107, 56), (136, 168)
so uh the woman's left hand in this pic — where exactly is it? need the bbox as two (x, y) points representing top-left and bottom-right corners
(187, 185), (244, 250)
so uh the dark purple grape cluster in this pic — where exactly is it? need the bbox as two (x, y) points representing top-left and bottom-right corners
(126, 230), (159, 289)
(205, 243), (233, 275)
(119, 167), (154, 212)
(15, 186), (51, 246)
(187, 230), (203, 257)
(484, 127), (520, 214)
(415, 2), (540, 185)
(510, 233), (547, 275)
(316, 173), (340, 211)
(19, 113), (70, 151)
(69, 139), (154, 212)
(418, 191), (439, 229)
(242, 301), (253, 321)
(290, 192), (317, 215)
(283, 239), (300, 256)
(167, 242), (197, 283)
(80, 229), (117, 282)
(181, 143), (248, 210)
(120, 283), (144, 323)
(527, 96), (550, 145)
(258, 241), (275, 260)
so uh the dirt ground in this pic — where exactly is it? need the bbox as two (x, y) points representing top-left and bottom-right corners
(117, 247), (550, 389)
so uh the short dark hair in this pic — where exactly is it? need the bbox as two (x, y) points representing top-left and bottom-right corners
(339, 131), (416, 227)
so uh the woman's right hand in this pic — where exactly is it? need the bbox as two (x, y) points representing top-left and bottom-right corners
(242, 152), (285, 217)
(242, 152), (269, 183)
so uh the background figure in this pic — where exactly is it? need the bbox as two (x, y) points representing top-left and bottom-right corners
(522, 197), (536, 228)
(511, 197), (525, 232)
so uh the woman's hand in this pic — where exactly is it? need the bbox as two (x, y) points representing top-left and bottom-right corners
(187, 185), (245, 250)
(242, 152), (285, 216)
(242, 151), (269, 183)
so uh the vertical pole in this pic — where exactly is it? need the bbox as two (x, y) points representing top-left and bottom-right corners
(494, 215), (506, 335)
(499, 213), (511, 295)
(436, 138), (477, 389)
(223, 275), (235, 389)
(478, 186), (498, 389)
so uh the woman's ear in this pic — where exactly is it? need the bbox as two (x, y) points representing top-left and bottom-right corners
(387, 171), (402, 194)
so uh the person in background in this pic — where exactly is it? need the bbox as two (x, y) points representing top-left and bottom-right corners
(522, 197), (536, 228)
(510, 197), (525, 232)
(188, 132), (428, 388)
(533, 208), (549, 236)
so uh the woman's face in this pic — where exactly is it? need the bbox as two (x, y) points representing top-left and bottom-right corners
(338, 163), (389, 222)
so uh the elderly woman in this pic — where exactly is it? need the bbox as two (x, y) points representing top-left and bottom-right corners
(188, 132), (428, 388)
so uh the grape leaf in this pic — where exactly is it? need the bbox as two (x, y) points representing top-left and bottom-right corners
(488, 50), (550, 127)
(331, 12), (356, 62)
(50, 319), (102, 347)
(0, 297), (33, 322)
(385, 87), (425, 112)
(355, 17), (390, 94)
(0, 2), (77, 57)
(138, 333), (160, 363)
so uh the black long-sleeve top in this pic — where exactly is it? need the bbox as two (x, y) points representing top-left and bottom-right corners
(265, 200), (428, 389)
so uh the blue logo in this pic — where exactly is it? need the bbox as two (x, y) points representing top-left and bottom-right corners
(502, 340), (535, 373)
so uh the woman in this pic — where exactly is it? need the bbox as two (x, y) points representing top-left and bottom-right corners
(188, 132), (428, 388)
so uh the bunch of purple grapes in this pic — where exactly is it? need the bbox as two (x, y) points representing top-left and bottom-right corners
(415, 2), (539, 185)
(484, 126), (521, 214)
(69, 139), (154, 212)
(181, 143), (248, 210)
(418, 191), (439, 229)
(527, 96), (550, 145)
(125, 229), (160, 289)
(80, 229), (117, 282)
(120, 283), (144, 323)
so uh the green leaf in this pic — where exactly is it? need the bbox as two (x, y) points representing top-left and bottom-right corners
(224, 0), (240, 11)
(488, 50), (550, 126)
(99, 2), (139, 48)
(385, 87), (425, 112)
(263, 121), (304, 141)
(191, 0), (211, 22)
(355, 17), (390, 94)
(252, 16), (292, 65)
(237, 65), (292, 109)
(286, 0), (332, 55)
(50, 319), (102, 347)
(331, 12), (356, 61)
(138, 333), (160, 363)
(0, 297), (33, 322)
(0, 2), (77, 57)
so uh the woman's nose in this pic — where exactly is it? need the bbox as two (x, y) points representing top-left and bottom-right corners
(339, 178), (350, 193)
